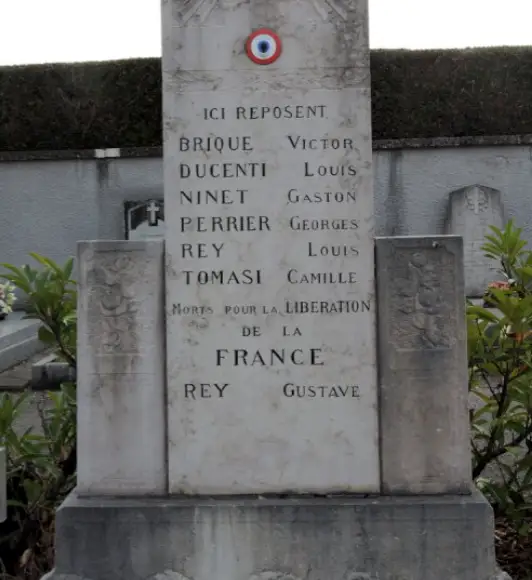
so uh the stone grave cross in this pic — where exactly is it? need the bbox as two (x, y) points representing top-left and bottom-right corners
(146, 200), (161, 226)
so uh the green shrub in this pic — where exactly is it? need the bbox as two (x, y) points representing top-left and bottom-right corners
(0, 255), (76, 579)
(468, 221), (532, 534)
(1, 253), (76, 366)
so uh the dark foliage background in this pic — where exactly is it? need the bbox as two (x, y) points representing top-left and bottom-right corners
(0, 46), (530, 149)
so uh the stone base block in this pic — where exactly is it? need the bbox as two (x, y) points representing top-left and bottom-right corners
(45, 490), (497, 580)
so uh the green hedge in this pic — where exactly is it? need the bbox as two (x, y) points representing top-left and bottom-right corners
(0, 59), (162, 150)
(1, 47), (531, 151)
(370, 47), (532, 140)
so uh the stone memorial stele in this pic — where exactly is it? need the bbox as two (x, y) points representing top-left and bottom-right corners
(164, 0), (378, 494)
(445, 184), (506, 297)
(43, 1), (501, 579)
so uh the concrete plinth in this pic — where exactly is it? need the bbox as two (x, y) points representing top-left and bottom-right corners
(45, 491), (497, 580)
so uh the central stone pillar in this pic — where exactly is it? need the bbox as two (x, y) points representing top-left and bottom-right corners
(163, 0), (378, 496)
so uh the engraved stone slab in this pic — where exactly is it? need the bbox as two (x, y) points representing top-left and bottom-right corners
(163, 0), (379, 493)
(445, 185), (505, 297)
(77, 241), (166, 495)
(376, 236), (471, 494)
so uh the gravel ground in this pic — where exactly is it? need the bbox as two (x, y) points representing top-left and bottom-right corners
(496, 517), (532, 580)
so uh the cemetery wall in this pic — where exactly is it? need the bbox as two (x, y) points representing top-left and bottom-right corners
(1, 140), (531, 277)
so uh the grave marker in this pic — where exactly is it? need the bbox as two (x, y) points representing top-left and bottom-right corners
(445, 185), (505, 296)
(125, 200), (165, 241)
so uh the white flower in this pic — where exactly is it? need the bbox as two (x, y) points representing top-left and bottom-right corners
(0, 282), (16, 314)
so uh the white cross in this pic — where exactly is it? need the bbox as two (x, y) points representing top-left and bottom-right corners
(146, 201), (160, 226)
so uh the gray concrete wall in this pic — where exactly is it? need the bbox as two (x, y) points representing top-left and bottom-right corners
(0, 153), (163, 269)
(1, 141), (531, 271)
(0, 158), (98, 268)
(373, 145), (532, 242)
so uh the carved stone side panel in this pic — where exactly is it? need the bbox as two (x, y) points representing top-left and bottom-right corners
(445, 184), (505, 297)
(77, 240), (166, 495)
(376, 236), (471, 494)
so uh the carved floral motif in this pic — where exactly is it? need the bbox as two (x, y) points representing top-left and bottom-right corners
(389, 246), (456, 350)
(86, 252), (149, 355)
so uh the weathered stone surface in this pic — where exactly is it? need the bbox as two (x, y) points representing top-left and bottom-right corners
(77, 241), (166, 495)
(376, 235), (471, 494)
(45, 491), (497, 580)
(163, 0), (379, 494)
(445, 184), (505, 297)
